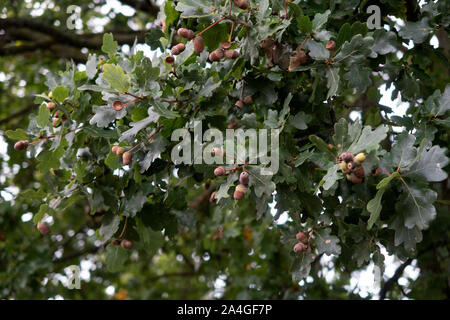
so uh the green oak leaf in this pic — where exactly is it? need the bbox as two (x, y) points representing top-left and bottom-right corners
(405, 145), (449, 182)
(315, 228), (341, 255)
(99, 213), (120, 241)
(367, 188), (385, 230)
(36, 104), (51, 128)
(101, 33), (118, 56)
(6, 128), (29, 141)
(52, 85), (69, 103)
(102, 64), (130, 93)
(398, 17), (432, 44)
(105, 244), (129, 272)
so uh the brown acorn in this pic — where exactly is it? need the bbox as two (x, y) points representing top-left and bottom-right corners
(296, 232), (308, 244)
(347, 173), (363, 184)
(177, 28), (195, 40)
(113, 100), (124, 111)
(46, 102), (56, 111)
(116, 147), (125, 157)
(353, 166), (365, 179)
(193, 36), (205, 54)
(233, 0), (248, 10)
(326, 40), (336, 51)
(224, 49), (239, 59)
(37, 221), (50, 235)
(121, 239), (133, 249)
(209, 49), (224, 62)
(346, 161), (357, 172)
(288, 49), (307, 71)
(112, 146), (119, 154)
(171, 43), (186, 55)
(243, 96), (253, 104)
(14, 140), (29, 151)
(235, 184), (248, 194)
(338, 152), (353, 163)
(209, 191), (217, 203)
(122, 151), (132, 165)
(235, 100), (244, 108)
(165, 56), (175, 64)
(239, 171), (249, 185)
(214, 166), (226, 176)
(293, 242), (306, 253)
(233, 189), (245, 200)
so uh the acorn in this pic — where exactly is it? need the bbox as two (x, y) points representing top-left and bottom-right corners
(177, 28), (195, 40)
(112, 145), (119, 154)
(354, 153), (366, 164)
(235, 100), (244, 108)
(233, 0), (249, 10)
(346, 161), (357, 172)
(48, 91), (53, 99)
(14, 140), (29, 151)
(288, 49), (307, 71)
(209, 191), (216, 203)
(239, 171), (249, 185)
(224, 49), (239, 59)
(340, 161), (348, 173)
(46, 102), (56, 111)
(326, 40), (336, 51)
(209, 48), (224, 62)
(339, 152), (353, 163)
(171, 43), (186, 55)
(113, 100), (124, 111)
(37, 221), (50, 235)
(296, 232), (308, 244)
(233, 190), (244, 200)
(353, 166), (365, 179)
(243, 96), (253, 104)
(121, 239), (133, 249)
(193, 36), (205, 54)
(165, 56), (175, 64)
(116, 147), (126, 157)
(293, 242), (306, 253)
(347, 173), (362, 184)
(235, 183), (248, 194)
(122, 151), (132, 165)
(214, 166), (226, 176)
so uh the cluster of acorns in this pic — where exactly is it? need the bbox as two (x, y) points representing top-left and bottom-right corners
(338, 152), (366, 184)
(112, 239), (133, 250)
(164, 27), (240, 65)
(46, 98), (67, 128)
(235, 95), (253, 108)
(111, 145), (132, 165)
(293, 231), (311, 254)
(210, 147), (250, 201)
(212, 167), (250, 201)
